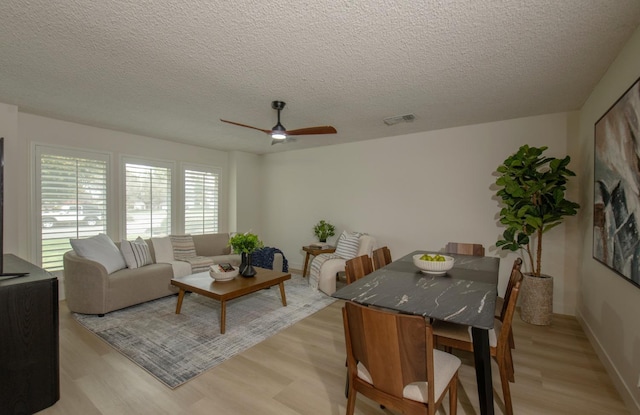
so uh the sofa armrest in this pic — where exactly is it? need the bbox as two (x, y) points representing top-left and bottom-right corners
(273, 253), (284, 273)
(63, 250), (109, 314)
(316, 257), (347, 296)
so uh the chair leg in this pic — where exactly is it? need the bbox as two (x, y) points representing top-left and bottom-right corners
(344, 372), (349, 398)
(505, 347), (515, 383)
(449, 373), (458, 415)
(344, 359), (349, 398)
(498, 358), (514, 415)
(345, 377), (357, 415)
(508, 330), (515, 349)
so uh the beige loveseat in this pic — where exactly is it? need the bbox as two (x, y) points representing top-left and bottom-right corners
(64, 233), (283, 315)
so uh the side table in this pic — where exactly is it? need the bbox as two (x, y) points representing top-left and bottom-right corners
(302, 245), (336, 277)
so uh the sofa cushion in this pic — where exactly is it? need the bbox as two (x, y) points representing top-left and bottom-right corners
(192, 233), (232, 256)
(170, 234), (197, 260)
(151, 236), (174, 263)
(181, 256), (215, 273)
(120, 237), (152, 269)
(70, 233), (127, 274)
(334, 231), (362, 260)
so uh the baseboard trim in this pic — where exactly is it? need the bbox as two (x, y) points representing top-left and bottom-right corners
(577, 311), (640, 415)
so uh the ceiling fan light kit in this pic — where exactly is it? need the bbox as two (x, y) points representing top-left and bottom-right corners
(220, 100), (337, 144)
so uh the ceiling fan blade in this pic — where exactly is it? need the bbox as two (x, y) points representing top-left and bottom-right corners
(286, 126), (337, 136)
(220, 119), (271, 134)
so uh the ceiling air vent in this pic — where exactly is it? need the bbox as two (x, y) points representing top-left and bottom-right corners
(383, 113), (416, 126)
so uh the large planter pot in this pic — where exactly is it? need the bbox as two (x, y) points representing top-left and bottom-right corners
(520, 273), (553, 325)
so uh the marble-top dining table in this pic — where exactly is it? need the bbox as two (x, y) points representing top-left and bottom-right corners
(332, 250), (500, 415)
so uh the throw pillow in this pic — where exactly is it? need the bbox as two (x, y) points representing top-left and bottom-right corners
(334, 231), (361, 260)
(150, 236), (174, 263)
(70, 233), (127, 274)
(120, 237), (152, 269)
(170, 234), (197, 260)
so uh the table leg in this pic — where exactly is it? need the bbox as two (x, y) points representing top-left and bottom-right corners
(175, 289), (185, 314)
(279, 282), (287, 306)
(302, 252), (312, 277)
(472, 327), (494, 415)
(220, 300), (226, 334)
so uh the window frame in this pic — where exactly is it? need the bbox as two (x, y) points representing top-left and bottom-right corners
(121, 156), (175, 240)
(181, 163), (222, 235)
(33, 144), (111, 271)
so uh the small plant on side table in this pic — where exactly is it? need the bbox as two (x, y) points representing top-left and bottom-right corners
(313, 220), (335, 242)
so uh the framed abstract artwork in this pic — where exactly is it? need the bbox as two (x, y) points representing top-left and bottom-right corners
(593, 76), (640, 288)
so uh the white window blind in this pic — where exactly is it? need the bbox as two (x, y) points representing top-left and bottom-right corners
(125, 162), (172, 239)
(38, 151), (108, 271)
(184, 168), (219, 234)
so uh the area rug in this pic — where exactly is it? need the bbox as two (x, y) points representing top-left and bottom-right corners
(73, 274), (335, 389)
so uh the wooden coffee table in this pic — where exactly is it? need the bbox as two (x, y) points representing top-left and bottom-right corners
(170, 267), (291, 334)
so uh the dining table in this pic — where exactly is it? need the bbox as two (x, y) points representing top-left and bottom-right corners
(332, 250), (500, 415)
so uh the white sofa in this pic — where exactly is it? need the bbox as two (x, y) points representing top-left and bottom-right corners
(309, 234), (376, 295)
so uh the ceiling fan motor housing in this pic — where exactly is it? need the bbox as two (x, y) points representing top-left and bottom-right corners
(271, 101), (286, 110)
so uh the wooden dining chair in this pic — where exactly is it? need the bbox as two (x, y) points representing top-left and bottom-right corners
(445, 242), (485, 256)
(342, 301), (461, 415)
(372, 246), (392, 270)
(345, 255), (373, 284)
(432, 270), (523, 415)
(496, 258), (523, 349)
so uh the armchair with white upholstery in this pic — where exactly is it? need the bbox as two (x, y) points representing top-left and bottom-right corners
(309, 232), (376, 295)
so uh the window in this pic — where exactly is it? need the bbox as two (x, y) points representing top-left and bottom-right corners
(184, 167), (220, 234)
(124, 160), (172, 239)
(36, 147), (108, 271)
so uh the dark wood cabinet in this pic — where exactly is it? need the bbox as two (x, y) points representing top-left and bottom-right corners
(0, 254), (59, 415)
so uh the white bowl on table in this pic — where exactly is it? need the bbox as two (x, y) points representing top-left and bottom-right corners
(413, 254), (455, 274)
(209, 266), (239, 281)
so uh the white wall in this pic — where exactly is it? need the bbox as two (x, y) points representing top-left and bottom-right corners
(576, 25), (640, 413)
(228, 151), (263, 235)
(260, 112), (579, 314)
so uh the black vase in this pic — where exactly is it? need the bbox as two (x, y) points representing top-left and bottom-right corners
(240, 252), (256, 277)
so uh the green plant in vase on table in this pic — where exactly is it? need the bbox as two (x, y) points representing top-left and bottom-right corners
(228, 232), (264, 277)
(495, 145), (580, 325)
(313, 220), (335, 242)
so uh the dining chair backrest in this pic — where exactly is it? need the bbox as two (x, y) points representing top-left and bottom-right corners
(372, 246), (392, 270)
(500, 258), (523, 321)
(345, 255), (373, 284)
(500, 277), (522, 347)
(446, 242), (485, 256)
(342, 301), (461, 415)
(343, 301), (432, 399)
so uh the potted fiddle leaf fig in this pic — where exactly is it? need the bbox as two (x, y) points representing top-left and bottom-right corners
(313, 220), (335, 242)
(495, 145), (580, 325)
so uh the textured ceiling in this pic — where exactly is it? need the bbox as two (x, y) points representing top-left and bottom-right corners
(1, 1), (639, 154)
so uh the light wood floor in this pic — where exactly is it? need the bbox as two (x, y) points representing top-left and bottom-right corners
(40, 297), (629, 415)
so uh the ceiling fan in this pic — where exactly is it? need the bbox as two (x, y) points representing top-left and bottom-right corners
(221, 101), (337, 145)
